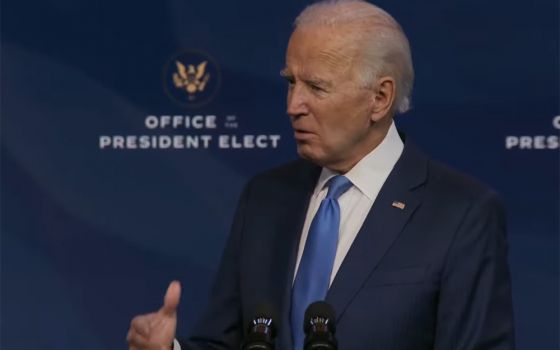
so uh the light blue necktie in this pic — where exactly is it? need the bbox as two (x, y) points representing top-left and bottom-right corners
(291, 175), (353, 350)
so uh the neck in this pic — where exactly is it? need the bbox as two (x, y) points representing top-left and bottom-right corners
(325, 118), (393, 173)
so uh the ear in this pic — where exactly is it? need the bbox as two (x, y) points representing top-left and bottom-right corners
(369, 76), (396, 122)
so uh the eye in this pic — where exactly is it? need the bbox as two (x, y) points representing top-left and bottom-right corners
(308, 82), (328, 95)
(310, 84), (323, 92)
(280, 70), (295, 87)
(282, 76), (295, 89)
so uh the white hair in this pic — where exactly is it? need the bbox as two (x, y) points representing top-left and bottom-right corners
(294, 0), (414, 114)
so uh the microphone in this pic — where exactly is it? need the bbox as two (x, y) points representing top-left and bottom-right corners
(242, 303), (277, 350)
(303, 301), (337, 350)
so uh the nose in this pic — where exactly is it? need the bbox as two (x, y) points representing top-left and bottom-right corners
(286, 84), (309, 119)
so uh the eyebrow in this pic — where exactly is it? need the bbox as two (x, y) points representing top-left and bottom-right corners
(280, 69), (331, 87)
(279, 69), (291, 78)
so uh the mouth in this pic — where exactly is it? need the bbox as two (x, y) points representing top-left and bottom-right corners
(293, 129), (316, 141)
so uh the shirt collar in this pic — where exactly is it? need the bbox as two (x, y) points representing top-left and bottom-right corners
(314, 121), (404, 200)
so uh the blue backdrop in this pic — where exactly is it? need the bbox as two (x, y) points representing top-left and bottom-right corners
(1, 0), (558, 349)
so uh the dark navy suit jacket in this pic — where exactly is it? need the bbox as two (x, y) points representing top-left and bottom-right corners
(180, 138), (515, 349)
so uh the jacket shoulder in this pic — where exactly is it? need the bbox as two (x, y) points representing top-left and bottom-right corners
(426, 159), (502, 205)
(247, 159), (319, 190)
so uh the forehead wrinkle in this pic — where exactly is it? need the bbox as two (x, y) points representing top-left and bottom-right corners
(316, 49), (352, 72)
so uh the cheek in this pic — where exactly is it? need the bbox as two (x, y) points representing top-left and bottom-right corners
(310, 94), (370, 145)
(325, 112), (370, 149)
(319, 109), (360, 139)
(311, 122), (351, 157)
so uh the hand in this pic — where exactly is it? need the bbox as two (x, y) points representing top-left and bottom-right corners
(127, 281), (181, 350)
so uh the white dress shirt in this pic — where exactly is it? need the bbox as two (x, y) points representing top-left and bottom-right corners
(293, 122), (404, 285)
(174, 122), (403, 350)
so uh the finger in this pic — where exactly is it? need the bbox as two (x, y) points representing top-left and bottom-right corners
(130, 314), (153, 337)
(161, 280), (181, 316)
(126, 328), (148, 348)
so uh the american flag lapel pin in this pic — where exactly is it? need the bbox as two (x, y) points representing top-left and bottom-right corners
(392, 201), (406, 210)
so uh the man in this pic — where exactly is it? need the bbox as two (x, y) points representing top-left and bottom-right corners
(127, 1), (515, 349)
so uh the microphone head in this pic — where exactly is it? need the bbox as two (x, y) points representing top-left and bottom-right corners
(243, 303), (278, 350)
(304, 301), (336, 334)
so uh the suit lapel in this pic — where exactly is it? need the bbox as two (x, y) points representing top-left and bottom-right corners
(270, 161), (321, 349)
(326, 140), (428, 320)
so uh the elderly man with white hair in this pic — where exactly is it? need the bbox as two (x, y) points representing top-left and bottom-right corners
(127, 1), (515, 349)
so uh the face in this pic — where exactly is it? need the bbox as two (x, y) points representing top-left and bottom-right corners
(282, 26), (379, 172)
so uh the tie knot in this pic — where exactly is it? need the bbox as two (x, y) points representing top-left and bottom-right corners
(325, 175), (352, 200)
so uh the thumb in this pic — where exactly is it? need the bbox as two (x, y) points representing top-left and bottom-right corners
(160, 280), (181, 316)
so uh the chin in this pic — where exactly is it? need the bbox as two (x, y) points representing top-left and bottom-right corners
(296, 144), (327, 167)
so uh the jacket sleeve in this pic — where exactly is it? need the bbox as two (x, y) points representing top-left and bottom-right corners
(434, 191), (515, 349)
(178, 181), (252, 350)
